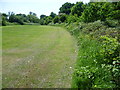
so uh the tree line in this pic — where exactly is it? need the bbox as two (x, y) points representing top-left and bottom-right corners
(1, 1), (120, 26)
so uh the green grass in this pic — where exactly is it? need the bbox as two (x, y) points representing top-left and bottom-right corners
(2, 25), (77, 88)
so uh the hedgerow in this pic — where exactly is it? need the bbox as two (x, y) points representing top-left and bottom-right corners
(66, 20), (120, 88)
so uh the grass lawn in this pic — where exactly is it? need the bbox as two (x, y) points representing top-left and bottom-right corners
(2, 25), (77, 88)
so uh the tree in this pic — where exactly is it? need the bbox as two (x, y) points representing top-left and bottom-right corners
(27, 15), (39, 23)
(67, 14), (78, 23)
(40, 14), (46, 19)
(59, 14), (67, 23)
(9, 15), (24, 25)
(108, 2), (120, 23)
(71, 2), (84, 16)
(98, 2), (114, 21)
(50, 12), (56, 18)
(2, 16), (7, 26)
(80, 2), (101, 22)
(53, 16), (59, 24)
(59, 2), (74, 15)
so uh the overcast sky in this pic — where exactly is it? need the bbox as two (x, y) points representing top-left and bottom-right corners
(0, 0), (90, 18)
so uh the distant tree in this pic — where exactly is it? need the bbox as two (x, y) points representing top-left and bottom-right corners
(9, 14), (16, 22)
(59, 2), (74, 15)
(9, 14), (24, 25)
(33, 13), (37, 16)
(50, 12), (56, 18)
(67, 14), (78, 23)
(16, 14), (28, 22)
(27, 15), (39, 23)
(53, 16), (59, 24)
(29, 12), (33, 15)
(2, 15), (7, 26)
(44, 16), (53, 25)
(71, 2), (84, 16)
(40, 14), (46, 19)
(29, 12), (37, 16)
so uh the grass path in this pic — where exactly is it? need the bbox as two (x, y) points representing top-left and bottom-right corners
(2, 25), (77, 88)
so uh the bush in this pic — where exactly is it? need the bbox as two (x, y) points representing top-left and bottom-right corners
(72, 34), (116, 88)
(2, 16), (7, 26)
(67, 15), (78, 24)
(99, 36), (120, 87)
(66, 20), (120, 88)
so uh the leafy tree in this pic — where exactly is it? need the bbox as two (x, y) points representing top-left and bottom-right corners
(59, 14), (67, 23)
(27, 15), (39, 23)
(2, 16), (7, 26)
(80, 2), (100, 22)
(108, 2), (120, 23)
(40, 14), (46, 19)
(29, 12), (36, 16)
(71, 2), (84, 16)
(59, 2), (74, 15)
(50, 12), (56, 18)
(67, 14), (78, 23)
(44, 16), (53, 25)
(2, 13), (8, 26)
(40, 16), (52, 25)
(16, 14), (29, 22)
(9, 15), (24, 25)
(98, 2), (114, 21)
(53, 16), (59, 24)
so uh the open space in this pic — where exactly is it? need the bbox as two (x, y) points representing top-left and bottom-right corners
(2, 25), (77, 88)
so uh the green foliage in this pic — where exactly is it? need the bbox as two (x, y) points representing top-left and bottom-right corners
(66, 20), (119, 88)
(59, 14), (67, 23)
(9, 15), (24, 25)
(2, 16), (7, 26)
(27, 15), (39, 23)
(39, 16), (52, 25)
(50, 12), (56, 18)
(59, 2), (74, 15)
(99, 36), (119, 64)
(71, 2), (84, 16)
(98, 2), (114, 21)
(80, 3), (100, 22)
(108, 10), (120, 23)
(99, 36), (120, 87)
(67, 15), (78, 23)
(71, 33), (116, 88)
(40, 14), (46, 19)
(53, 16), (59, 24)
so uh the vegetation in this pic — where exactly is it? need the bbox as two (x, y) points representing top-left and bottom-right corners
(66, 20), (120, 88)
(1, 0), (120, 88)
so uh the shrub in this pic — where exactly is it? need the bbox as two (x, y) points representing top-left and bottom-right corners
(66, 20), (119, 88)
(67, 15), (78, 24)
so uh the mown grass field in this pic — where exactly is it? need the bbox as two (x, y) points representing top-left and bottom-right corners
(2, 25), (77, 88)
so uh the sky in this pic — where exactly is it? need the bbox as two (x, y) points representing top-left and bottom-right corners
(0, 0), (90, 18)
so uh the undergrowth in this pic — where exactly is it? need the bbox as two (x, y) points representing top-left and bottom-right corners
(66, 20), (120, 88)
